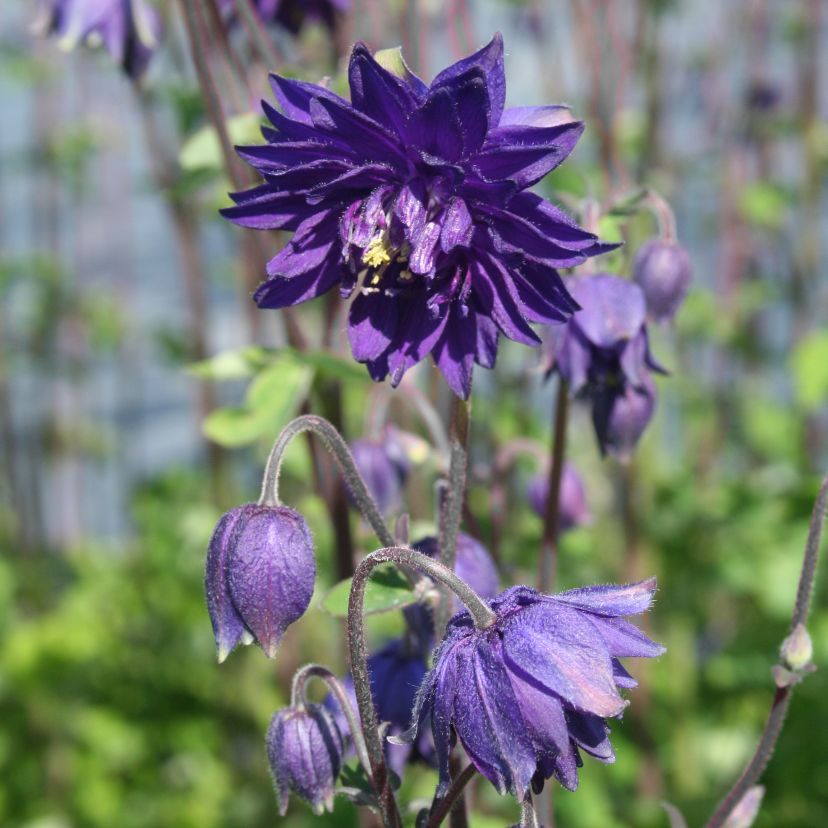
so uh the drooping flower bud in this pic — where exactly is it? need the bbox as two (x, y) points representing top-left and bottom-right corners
(633, 239), (692, 324)
(266, 704), (344, 816)
(526, 462), (591, 532)
(204, 504), (315, 662)
(349, 430), (410, 514)
(592, 376), (657, 463)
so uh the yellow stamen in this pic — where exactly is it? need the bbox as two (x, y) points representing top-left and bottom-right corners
(362, 235), (393, 269)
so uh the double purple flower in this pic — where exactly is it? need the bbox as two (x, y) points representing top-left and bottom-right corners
(35, 0), (163, 80)
(410, 579), (664, 798)
(547, 274), (666, 460)
(223, 36), (613, 397)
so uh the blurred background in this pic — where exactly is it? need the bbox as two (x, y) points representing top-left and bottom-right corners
(1, 0), (827, 826)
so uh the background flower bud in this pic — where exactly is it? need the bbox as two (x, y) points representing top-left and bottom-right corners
(633, 238), (692, 324)
(526, 462), (591, 532)
(349, 431), (410, 514)
(266, 704), (343, 816)
(226, 505), (315, 659)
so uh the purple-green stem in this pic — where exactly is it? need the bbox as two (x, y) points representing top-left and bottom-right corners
(291, 664), (374, 790)
(706, 473), (828, 828)
(435, 395), (471, 638)
(234, 0), (283, 68)
(425, 764), (476, 828)
(259, 414), (396, 549)
(347, 547), (494, 827)
(538, 378), (569, 593)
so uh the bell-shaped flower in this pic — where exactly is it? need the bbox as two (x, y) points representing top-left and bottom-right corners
(410, 579), (664, 798)
(219, 0), (349, 34)
(266, 703), (344, 816)
(633, 239), (692, 323)
(349, 429), (410, 514)
(204, 504), (315, 661)
(546, 274), (666, 460)
(526, 461), (591, 532)
(35, 0), (163, 79)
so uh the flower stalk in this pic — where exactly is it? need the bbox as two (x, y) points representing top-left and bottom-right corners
(706, 474), (828, 828)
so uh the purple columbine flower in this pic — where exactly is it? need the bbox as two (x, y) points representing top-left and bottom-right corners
(35, 0), (163, 80)
(220, 0), (349, 34)
(222, 36), (614, 398)
(414, 532), (499, 610)
(526, 462), (591, 532)
(266, 703), (344, 816)
(546, 274), (666, 461)
(632, 239), (692, 324)
(204, 503), (315, 661)
(410, 579), (664, 798)
(349, 430), (410, 514)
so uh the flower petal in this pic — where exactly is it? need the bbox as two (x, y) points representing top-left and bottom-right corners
(554, 578), (658, 617)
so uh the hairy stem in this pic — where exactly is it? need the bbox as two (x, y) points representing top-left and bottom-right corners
(538, 379), (569, 592)
(706, 474), (828, 828)
(259, 414), (395, 548)
(291, 664), (374, 788)
(436, 395), (471, 637)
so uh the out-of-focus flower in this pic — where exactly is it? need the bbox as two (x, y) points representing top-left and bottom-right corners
(35, 0), (163, 80)
(325, 638), (433, 776)
(204, 503), (315, 661)
(526, 461), (591, 532)
(414, 532), (499, 610)
(222, 36), (614, 397)
(266, 703), (344, 816)
(220, 0), (349, 34)
(349, 428), (410, 514)
(546, 274), (666, 460)
(410, 579), (664, 797)
(632, 239), (692, 323)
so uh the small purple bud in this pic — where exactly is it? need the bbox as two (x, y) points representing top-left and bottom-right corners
(266, 704), (344, 816)
(349, 431), (410, 514)
(227, 506), (316, 659)
(526, 462), (591, 532)
(780, 623), (813, 671)
(205, 504), (315, 662)
(593, 379), (657, 462)
(633, 239), (692, 324)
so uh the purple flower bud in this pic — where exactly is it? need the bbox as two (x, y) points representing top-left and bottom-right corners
(411, 579), (664, 797)
(266, 704), (343, 816)
(349, 432), (410, 514)
(592, 377), (657, 463)
(526, 462), (591, 532)
(414, 532), (500, 609)
(632, 239), (692, 324)
(204, 504), (315, 661)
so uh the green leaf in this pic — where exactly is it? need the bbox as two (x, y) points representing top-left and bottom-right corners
(202, 407), (269, 448)
(321, 564), (416, 617)
(282, 348), (372, 383)
(791, 331), (828, 411)
(738, 182), (790, 230)
(179, 112), (262, 172)
(187, 346), (271, 380)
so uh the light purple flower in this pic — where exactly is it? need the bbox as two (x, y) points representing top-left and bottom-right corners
(546, 274), (666, 460)
(220, 0), (349, 34)
(204, 503), (315, 661)
(410, 579), (664, 797)
(633, 239), (692, 323)
(349, 429), (410, 514)
(35, 0), (163, 79)
(526, 462), (591, 532)
(222, 36), (614, 397)
(266, 703), (344, 816)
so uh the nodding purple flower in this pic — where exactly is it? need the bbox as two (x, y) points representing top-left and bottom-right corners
(632, 239), (692, 324)
(222, 35), (615, 398)
(220, 0), (349, 34)
(546, 274), (666, 461)
(35, 0), (163, 80)
(325, 638), (434, 776)
(526, 462), (591, 532)
(410, 579), (664, 798)
(205, 504), (315, 662)
(349, 430), (410, 514)
(266, 703), (344, 816)
(414, 532), (500, 610)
